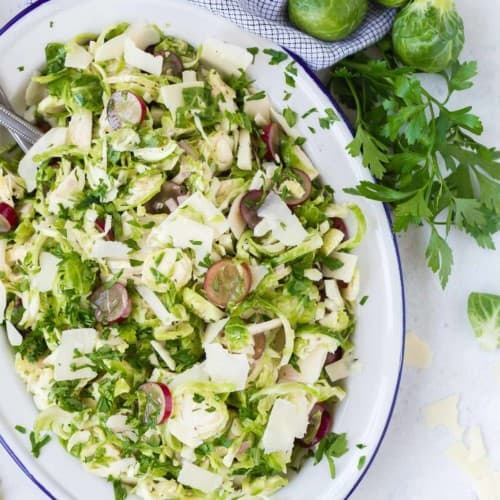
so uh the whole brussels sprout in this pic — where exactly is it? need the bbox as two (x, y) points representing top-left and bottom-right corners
(375, 0), (409, 6)
(288, 0), (368, 42)
(392, 0), (464, 73)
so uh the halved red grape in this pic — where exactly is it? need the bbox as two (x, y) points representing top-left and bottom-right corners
(95, 218), (114, 241)
(298, 404), (332, 448)
(145, 181), (187, 214)
(239, 190), (264, 229)
(261, 122), (281, 161)
(332, 217), (349, 242)
(90, 282), (131, 324)
(139, 382), (173, 424)
(107, 91), (146, 130)
(157, 52), (184, 77)
(325, 346), (344, 366)
(282, 168), (312, 207)
(253, 333), (266, 360)
(203, 259), (252, 308)
(0, 203), (18, 233)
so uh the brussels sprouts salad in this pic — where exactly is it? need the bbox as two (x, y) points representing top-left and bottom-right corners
(0, 23), (366, 499)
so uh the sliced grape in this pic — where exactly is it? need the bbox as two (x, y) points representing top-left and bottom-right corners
(239, 190), (264, 229)
(203, 259), (252, 308)
(107, 90), (146, 130)
(298, 404), (333, 448)
(261, 122), (281, 161)
(95, 218), (114, 241)
(90, 283), (131, 323)
(139, 382), (173, 424)
(282, 168), (312, 207)
(145, 181), (187, 214)
(0, 202), (18, 233)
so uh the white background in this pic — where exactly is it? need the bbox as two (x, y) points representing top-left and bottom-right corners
(0, 1), (498, 499)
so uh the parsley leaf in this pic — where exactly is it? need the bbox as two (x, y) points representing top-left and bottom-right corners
(263, 48), (288, 65)
(283, 107), (298, 128)
(314, 432), (349, 479)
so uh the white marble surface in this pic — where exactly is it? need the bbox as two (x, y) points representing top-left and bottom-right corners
(0, 1), (498, 499)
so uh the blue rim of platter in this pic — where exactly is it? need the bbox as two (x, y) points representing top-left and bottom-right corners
(0, 3), (406, 499)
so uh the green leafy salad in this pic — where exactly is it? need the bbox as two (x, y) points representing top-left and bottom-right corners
(0, 22), (366, 499)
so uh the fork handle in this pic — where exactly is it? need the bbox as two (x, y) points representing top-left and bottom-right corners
(0, 103), (43, 148)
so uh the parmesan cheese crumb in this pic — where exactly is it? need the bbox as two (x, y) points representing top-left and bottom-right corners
(422, 394), (463, 439)
(404, 332), (432, 369)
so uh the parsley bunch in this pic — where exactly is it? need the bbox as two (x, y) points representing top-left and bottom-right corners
(330, 40), (499, 287)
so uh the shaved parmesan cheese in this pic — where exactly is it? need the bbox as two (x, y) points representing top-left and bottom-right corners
(92, 457), (138, 479)
(68, 109), (93, 149)
(123, 38), (162, 75)
(5, 320), (23, 346)
(423, 394), (463, 439)
(237, 129), (252, 170)
(228, 192), (246, 239)
(126, 23), (160, 49)
(325, 358), (350, 383)
(47, 168), (85, 214)
(94, 34), (126, 62)
(159, 82), (204, 116)
(342, 268), (360, 302)
(19, 128), (68, 192)
(136, 285), (175, 326)
(322, 228), (345, 255)
(65, 42), (93, 70)
(304, 268), (322, 281)
(176, 192), (229, 238)
(324, 279), (344, 309)
(255, 192), (307, 246)
(262, 397), (310, 454)
(204, 343), (249, 391)
(148, 215), (213, 264)
(244, 95), (271, 125)
(323, 252), (358, 283)
(404, 332), (432, 369)
(53, 328), (97, 381)
(33, 252), (61, 292)
(169, 363), (209, 389)
(247, 318), (282, 336)
(151, 340), (176, 370)
(0, 281), (5, 323)
(201, 39), (253, 76)
(106, 414), (131, 434)
(249, 264), (268, 291)
(91, 241), (130, 259)
(182, 70), (197, 83)
(178, 461), (222, 493)
(67, 430), (90, 451)
(203, 317), (229, 345)
(281, 346), (328, 384)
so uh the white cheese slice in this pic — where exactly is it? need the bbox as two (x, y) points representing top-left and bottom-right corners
(123, 38), (162, 75)
(67, 430), (90, 451)
(228, 192), (246, 239)
(422, 394), (463, 439)
(178, 461), (223, 493)
(237, 129), (252, 170)
(182, 70), (197, 83)
(126, 23), (160, 49)
(33, 252), (61, 292)
(5, 320), (23, 346)
(204, 343), (249, 391)
(304, 268), (322, 281)
(262, 397), (311, 454)
(106, 414), (131, 434)
(64, 42), (93, 70)
(68, 109), (93, 149)
(136, 285), (175, 326)
(249, 264), (268, 291)
(0, 281), (6, 323)
(243, 95), (271, 125)
(53, 328), (97, 382)
(47, 168), (86, 214)
(324, 279), (344, 309)
(201, 39), (253, 76)
(148, 215), (214, 264)
(404, 332), (432, 369)
(325, 358), (350, 383)
(19, 127), (68, 192)
(159, 82), (204, 116)
(323, 252), (358, 283)
(150, 340), (176, 370)
(94, 34), (127, 62)
(92, 457), (138, 479)
(169, 363), (209, 389)
(176, 192), (229, 238)
(91, 241), (130, 259)
(203, 317), (229, 345)
(255, 191), (307, 246)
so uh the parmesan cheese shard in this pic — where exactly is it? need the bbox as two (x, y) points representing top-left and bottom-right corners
(422, 394), (463, 439)
(178, 461), (223, 493)
(404, 332), (432, 369)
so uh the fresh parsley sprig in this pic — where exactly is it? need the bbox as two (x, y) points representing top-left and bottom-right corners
(330, 40), (499, 287)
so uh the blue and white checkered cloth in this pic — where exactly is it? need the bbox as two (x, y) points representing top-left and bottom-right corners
(23, 0), (396, 70)
(187, 0), (396, 70)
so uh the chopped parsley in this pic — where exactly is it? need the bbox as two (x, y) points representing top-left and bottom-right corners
(314, 432), (349, 479)
(359, 295), (369, 306)
(29, 431), (51, 458)
(263, 48), (288, 65)
(319, 108), (339, 130)
(15, 425), (27, 434)
(283, 107), (298, 128)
